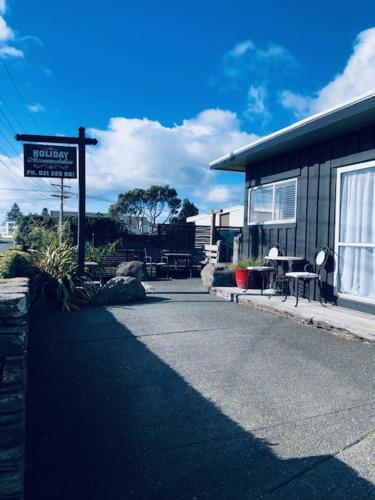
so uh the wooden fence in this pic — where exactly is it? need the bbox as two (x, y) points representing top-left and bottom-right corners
(91, 223), (242, 261)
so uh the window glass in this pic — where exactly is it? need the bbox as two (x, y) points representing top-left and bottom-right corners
(249, 185), (273, 223)
(274, 181), (296, 221)
(249, 179), (297, 224)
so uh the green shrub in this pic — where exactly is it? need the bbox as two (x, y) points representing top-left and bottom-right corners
(0, 250), (38, 279)
(0, 244), (98, 312)
(233, 257), (264, 269)
(32, 241), (97, 312)
(233, 259), (250, 270)
(85, 240), (121, 279)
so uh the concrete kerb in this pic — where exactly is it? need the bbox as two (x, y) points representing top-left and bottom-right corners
(210, 286), (375, 343)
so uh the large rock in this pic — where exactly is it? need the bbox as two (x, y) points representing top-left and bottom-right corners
(201, 262), (236, 289)
(98, 277), (146, 305)
(116, 260), (148, 281)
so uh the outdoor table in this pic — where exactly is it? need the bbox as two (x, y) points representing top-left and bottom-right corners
(163, 253), (192, 257)
(246, 266), (275, 295)
(264, 256), (303, 262)
(162, 253), (191, 278)
(84, 261), (99, 280)
(84, 261), (99, 269)
(264, 256), (304, 295)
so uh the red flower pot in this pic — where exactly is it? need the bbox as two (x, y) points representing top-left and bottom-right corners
(234, 268), (249, 289)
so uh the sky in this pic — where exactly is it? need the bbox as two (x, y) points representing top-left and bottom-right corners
(1, 0), (375, 221)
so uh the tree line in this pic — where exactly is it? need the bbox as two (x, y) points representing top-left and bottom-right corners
(5, 185), (199, 244)
(109, 185), (198, 234)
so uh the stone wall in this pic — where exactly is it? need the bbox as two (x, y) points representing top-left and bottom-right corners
(0, 278), (29, 499)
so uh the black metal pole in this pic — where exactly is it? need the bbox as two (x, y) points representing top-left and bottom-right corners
(16, 129), (97, 276)
(78, 126), (86, 275)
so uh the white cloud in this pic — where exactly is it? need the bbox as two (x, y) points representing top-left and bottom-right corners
(223, 38), (296, 82)
(87, 108), (257, 197)
(27, 103), (45, 113)
(245, 85), (270, 122)
(0, 154), (67, 223)
(222, 38), (296, 123)
(0, 45), (22, 58)
(0, 108), (256, 221)
(206, 186), (236, 203)
(0, 16), (13, 41)
(281, 27), (375, 117)
(228, 40), (254, 59)
(0, 4), (25, 59)
(279, 90), (310, 117)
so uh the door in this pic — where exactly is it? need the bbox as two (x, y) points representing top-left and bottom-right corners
(335, 161), (375, 303)
(220, 212), (230, 227)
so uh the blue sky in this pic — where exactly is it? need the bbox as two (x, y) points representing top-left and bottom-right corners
(1, 0), (375, 220)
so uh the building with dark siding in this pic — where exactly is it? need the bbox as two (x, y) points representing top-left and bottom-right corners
(210, 91), (375, 314)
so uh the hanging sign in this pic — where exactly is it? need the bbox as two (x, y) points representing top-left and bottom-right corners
(23, 144), (77, 178)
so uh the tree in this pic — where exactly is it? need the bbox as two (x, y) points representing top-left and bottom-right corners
(143, 185), (181, 232)
(41, 208), (49, 218)
(109, 185), (181, 233)
(109, 188), (148, 233)
(14, 213), (56, 247)
(171, 199), (199, 223)
(6, 203), (22, 222)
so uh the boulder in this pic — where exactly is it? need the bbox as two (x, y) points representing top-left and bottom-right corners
(201, 262), (236, 290)
(98, 277), (146, 305)
(116, 260), (148, 281)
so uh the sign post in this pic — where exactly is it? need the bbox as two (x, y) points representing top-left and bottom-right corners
(16, 128), (98, 275)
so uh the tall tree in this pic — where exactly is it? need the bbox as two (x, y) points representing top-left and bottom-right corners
(6, 203), (22, 222)
(109, 188), (147, 233)
(143, 185), (181, 232)
(171, 199), (199, 223)
(41, 208), (49, 218)
(109, 185), (181, 233)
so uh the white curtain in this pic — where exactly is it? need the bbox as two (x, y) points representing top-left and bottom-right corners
(338, 166), (375, 300)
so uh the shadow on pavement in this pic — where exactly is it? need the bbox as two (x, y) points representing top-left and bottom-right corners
(25, 307), (375, 499)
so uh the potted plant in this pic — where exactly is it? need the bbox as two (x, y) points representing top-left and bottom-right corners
(233, 260), (251, 289)
(233, 257), (265, 289)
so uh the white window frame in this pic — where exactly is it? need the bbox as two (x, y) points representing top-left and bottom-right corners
(334, 159), (375, 305)
(248, 177), (297, 225)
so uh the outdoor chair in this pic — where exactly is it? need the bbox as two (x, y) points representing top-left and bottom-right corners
(144, 248), (168, 279)
(190, 248), (206, 277)
(158, 249), (195, 278)
(251, 245), (282, 296)
(282, 246), (330, 307)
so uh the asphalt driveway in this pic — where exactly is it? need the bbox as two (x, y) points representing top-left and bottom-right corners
(26, 278), (375, 499)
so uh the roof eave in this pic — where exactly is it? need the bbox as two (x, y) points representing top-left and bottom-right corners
(210, 91), (375, 172)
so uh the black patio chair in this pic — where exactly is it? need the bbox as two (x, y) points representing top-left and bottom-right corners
(190, 249), (206, 277)
(144, 248), (168, 279)
(283, 246), (330, 307)
(255, 244), (283, 296)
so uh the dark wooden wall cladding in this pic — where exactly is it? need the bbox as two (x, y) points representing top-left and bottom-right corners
(243, 123), (375, 305)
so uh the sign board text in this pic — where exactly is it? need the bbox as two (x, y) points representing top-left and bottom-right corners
(23, 144), (77, 178)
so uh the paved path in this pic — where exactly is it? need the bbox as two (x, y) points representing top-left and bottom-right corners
(26, 279), (375, 499)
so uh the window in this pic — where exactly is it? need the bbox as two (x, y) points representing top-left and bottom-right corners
(248, 178), (297, 224)
(335, 161), (375, 303)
